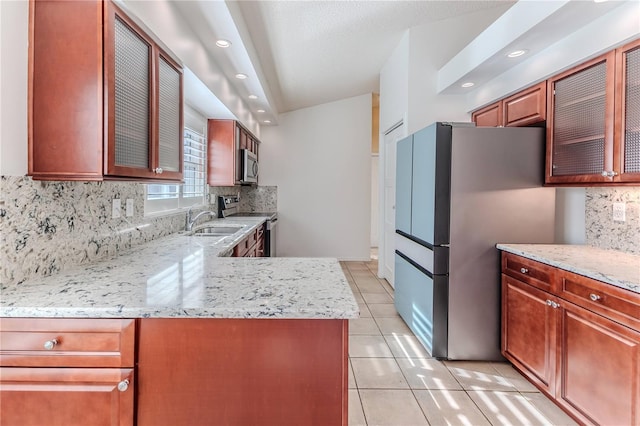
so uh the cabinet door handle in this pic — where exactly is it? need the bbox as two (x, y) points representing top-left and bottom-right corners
(520, 267), (529, 274)
(117, 379), (130, 392)
(589, 293), (601, 302)
(154, 167), (163, 174)
(601, 170), (618, 178)
(43, 339), (58, 350)
(546, 300), (560, 309)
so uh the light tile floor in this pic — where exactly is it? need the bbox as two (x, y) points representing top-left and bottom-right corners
(341, 260), (577, 426)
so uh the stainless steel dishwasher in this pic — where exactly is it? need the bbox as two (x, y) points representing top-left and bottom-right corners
(265, 214), (277, 257)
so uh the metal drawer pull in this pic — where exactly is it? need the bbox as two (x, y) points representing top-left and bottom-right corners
(520, 267), (529, 274)
(117, 379), (130, 392)
(589, 293), (601, 302)
(546, 300), (560, 309)
(43, 339), (58, 350)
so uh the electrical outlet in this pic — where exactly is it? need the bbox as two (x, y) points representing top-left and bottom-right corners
(126, 199), (134, 217)
(112, 199), (121, 219)
(613, 202), (626, 222)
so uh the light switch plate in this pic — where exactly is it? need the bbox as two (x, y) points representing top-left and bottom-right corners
(112, 199), (121, 219)
(126, 199), (134, 217)
(613, 202), (626, 222)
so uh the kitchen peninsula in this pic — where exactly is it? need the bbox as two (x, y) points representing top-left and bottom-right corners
(0, 217), (359, 426)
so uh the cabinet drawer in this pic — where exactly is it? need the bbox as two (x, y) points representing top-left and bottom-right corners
(0, 318), (135, 367)
(559, 271), (640, 331)
(502, 252), (556, 292)
(233, 236), (250, 257)
(232, 229), (260, 257)
(0, 367), (134, 426)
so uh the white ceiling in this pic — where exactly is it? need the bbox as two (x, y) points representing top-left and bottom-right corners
(236, 1), (514, 113)
(171, 0), (514, 124)
(165, 0), (637, 128)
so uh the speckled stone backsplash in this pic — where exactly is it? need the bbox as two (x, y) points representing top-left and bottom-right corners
(0, 176), (204, 286)
(585, 187), (640, 254)
(209, 186), (277, 213)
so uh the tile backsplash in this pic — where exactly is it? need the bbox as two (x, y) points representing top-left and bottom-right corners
(585, 187), (640, 254)
(1, 176), (277, 286)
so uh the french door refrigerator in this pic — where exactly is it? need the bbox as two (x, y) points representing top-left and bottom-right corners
(394, 122), (555, 360)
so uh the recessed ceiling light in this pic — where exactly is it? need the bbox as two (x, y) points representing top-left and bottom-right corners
(263, 120), (272, 124)
(235, 73), (247, 80)
(461, 82), (474, 88)
(215, 39), (231, 48)
(248, 95), (258, 100)
(257, 109), (265, 113)
(593, 0), (607, 3)
(507, 49), (528, 58)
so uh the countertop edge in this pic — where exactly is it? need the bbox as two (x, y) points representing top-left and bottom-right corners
(497, 244), (640, 294)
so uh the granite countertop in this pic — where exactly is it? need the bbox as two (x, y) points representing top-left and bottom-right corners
(497, 244), (640, 294)
(0, 217), (359, 319)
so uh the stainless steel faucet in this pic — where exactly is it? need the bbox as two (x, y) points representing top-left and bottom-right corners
(185, 208), (216, 232)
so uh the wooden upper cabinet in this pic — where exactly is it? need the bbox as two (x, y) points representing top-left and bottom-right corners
(546, 51), (616, 184)
(472, 82), (546, 128)
(207, 120), (239, 186)
(503, 82), (546, 127)
(544, 50), (625, 186)
(471, 101), (502, 127)
(207, 120), (260, 186)
(615, 37), (640, 182)
(28, 0), (183, 182)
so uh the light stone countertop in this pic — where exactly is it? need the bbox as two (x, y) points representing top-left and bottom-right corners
(497, 244), (640, 294)
(0, 217), (359, 319)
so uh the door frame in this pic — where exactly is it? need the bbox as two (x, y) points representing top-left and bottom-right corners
(378, 118), (406, 284)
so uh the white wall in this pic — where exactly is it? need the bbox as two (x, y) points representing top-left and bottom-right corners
(370, 155), (379, 247)
(379, 31), (409, 134)
(260, 94), (372, 260)
(0, 0), (28, 176)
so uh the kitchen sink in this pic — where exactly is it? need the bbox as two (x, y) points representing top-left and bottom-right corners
(191, 225), (245, 236)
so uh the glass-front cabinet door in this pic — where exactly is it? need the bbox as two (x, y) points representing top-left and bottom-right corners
(546, 52), (615, 184)
(156, 54), (184, 180)
(104, 2), (183, 181)
(616, 38), (640, 182)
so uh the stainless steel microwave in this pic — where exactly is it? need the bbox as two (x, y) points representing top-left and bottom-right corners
(240, 149), (258, 184)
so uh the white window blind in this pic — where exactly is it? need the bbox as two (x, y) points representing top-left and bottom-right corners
(182, 128), (206, 198)
(145, 105), (207, 215)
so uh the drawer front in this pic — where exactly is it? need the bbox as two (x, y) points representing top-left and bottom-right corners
(0, 318), (135, 367)
(0, 367), (134, 426)
(248, 228), (258, 247)
(559, 271), (640, 331)
(502, 252), (556, 292)
(233, 236), (251, 257)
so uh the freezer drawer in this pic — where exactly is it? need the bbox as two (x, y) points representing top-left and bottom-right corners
(394, 252), (448, 359)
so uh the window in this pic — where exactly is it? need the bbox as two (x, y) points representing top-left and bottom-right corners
(145, 105), (207, 215)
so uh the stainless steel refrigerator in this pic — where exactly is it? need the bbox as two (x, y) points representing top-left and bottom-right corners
(394, 122), (555, 360)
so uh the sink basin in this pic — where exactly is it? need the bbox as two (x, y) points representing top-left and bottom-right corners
(191, 225), (244, 236)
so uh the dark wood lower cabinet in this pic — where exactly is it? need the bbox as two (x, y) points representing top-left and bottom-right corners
(559, 301), (640, 426)
(502, 275), (556, 395)
(502, 252), (640, 426)
(0, 367), (134, 426)
(137, 318), (349, 426)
